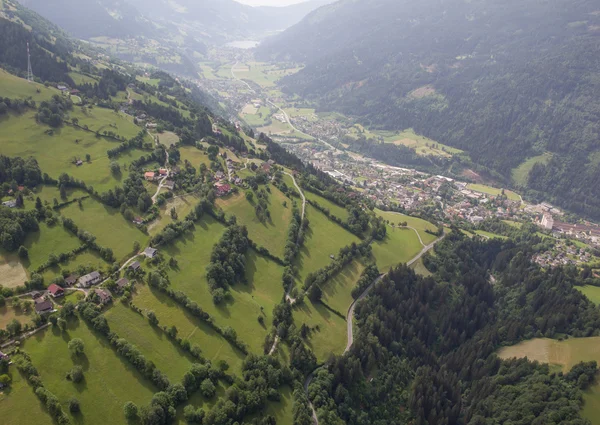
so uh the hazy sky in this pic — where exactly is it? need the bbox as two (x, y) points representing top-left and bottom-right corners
(237, 0), (308, 6)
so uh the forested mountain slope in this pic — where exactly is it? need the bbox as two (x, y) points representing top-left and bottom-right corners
(257, 0), (600, 219)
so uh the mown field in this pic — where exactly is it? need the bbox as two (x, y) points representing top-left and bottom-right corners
(371, 226), (423, 271)
(497, 337), (600, 424)
(512, 152), (553, 186)
(320, 259), (365, 314)
(295, 204), (360, 284)
(577, 285), (600, 305)
(40, 250), (109, 283)
(0, 110), (149, 193)
(153, 215), (284, 355)
(104, 303), (195, 382)
(0, 367), (53, 425)
(467, 183), (521, 202)
(22, 222), (83, 270)
(19, 320), (156, 425)
(148, 193), (202, 236)
(0, 69), (59, 101)
(133, 284), (247, 373)
(59, 197), (149, 261)
(374, 209), (438, 245)
(216, 185), (292, 258)
(304, 190), (349, 221)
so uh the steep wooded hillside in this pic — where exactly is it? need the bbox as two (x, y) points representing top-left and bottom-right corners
(257, 0), (600, 218)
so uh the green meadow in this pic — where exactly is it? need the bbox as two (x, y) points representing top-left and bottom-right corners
(577, 285), (600, 305)
(104, 303), (195, 382)
(148, 193), (202, 236)
(321, 260), (365, 315)
(0, 367), (53, 425)
(216, 185), (292, 257)
(374, 209), (438, 245)
(22, 222), (83, 270)
(304, 190), (349, 221)
(133, 284), (247, 373)
(59, 197), (149, 261)
(19, 320), (156, 425)
(467, 183), (521, 202)
(295, 204), (360, 284)
(512, 152), (553, 186)
(0, 111), (148, 193)
(371, 226), (423, 271)
(41, 250), (109, 283)
(0, 69), (59, 101)
(0, 303), (36, 329)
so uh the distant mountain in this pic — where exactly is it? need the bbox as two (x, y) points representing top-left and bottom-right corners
(19, 0), (334, 42)
(257, 0), (600, 219)
(19, 0), (152, 39)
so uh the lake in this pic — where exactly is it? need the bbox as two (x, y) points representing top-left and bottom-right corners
(225, 40), (260, 49)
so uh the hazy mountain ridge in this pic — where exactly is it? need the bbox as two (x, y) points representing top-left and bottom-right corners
(257, 0), (600, 219)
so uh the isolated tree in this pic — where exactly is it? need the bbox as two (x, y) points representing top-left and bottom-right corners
(110, 162), (121, 175)
(68, 365), (84, 383)
(68, 338), (85, 356)
(123, 401), (138, 420)
(147, 311), (159, 326)
(170, 207), (178, 220)
(17, 245), (29, 259)
(69, 397), (80, 413)
(245, 191), (254, 202)
(0, 374), (11, 386)
(133, 241), (141, 252)
(35, 197), (43, 210)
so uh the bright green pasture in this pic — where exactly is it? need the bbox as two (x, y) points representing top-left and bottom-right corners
(0, 68), (59, 101)
(512, 153), (552, 186)
(68, 72), (98, 85)
(28, 185), (87, 207)
(467, 183), (521, 201)
(22, 222), (82, 270)
(475, 230), (508, 240)
(293, 299), (347, 362)
(148, 193), (202, 236)
(304, 190), (349, 221)
(321, 260), (365, 314)
(577, 286), (600, 305)
(295, 204), (360, 284)
(160, 216), (282, 354)
(216, 186), (292, 257)
(59, 197), (148, 262)
(41, 250), (109, 283)
(374, 209), (438, 245)
(179, 146), (212, 169)
(104, 303), (195, 382)
(133, 284), (246, 373)
(20, 319), (156, 425)
(411, 257), (432, 277)
(371, 226), (423, 272)
(70, 106), (142, 140)
(0, 111), (147, 192)
(0, 366), (53, 425)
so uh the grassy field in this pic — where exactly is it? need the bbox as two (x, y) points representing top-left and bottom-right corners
(0, 303), (36, 329)
(156, 131), (180, 147)
(577, 286), (600, 305)
(158, 216), (283, 355)
(411, 257), (433, 277)
(293, 299), (348, 362)
(374, 209), (438, 245)
(0, 69), (59, 101)
(304, 190), (349, 221)
(71, 106), (143, 140)
(22, 222), (83, 271)
(59, 197), (149, 262)
(28, 185), (87, 207)
(0, 250), (28, 288)
(371, 226), (423, 271)
(104, 303), (195, 382)
(498, 336), (600, 424)
(475, 230), (508, 240)
(321, 260), (365, 314)
(179, 146), (212, 169)
(216, 186), (292, 257)
(68, 72), (98, 85)
(20, 319), (156, 425)
(133, 284), (247, 373)
(0, 111), (148, 193)
(0, 367), (53, 425)
(249, 385), (293, 425)
(388, 129), (461, 157)
(512, 153), (553, 186)
(295, 204), (360, 284)
(148, 193), (202, 236)
(41, 250), (109, 283)
(467, 184), (521, 202)
(233, 62), (302, 88)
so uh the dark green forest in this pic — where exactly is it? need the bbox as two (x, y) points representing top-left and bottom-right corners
(258, 0), (600, 218)
(305, 230), (600, 424)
